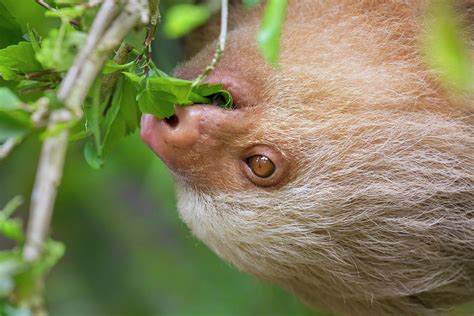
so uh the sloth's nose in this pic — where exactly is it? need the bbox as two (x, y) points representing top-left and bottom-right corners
(140, 105), (214, 169)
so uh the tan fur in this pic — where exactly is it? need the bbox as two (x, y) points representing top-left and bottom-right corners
(171, 1), (474, 315)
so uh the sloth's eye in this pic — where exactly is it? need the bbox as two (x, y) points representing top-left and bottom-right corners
(247, 155), (276, 178)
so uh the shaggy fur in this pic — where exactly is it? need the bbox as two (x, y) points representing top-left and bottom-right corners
(168, 1), (474, 315)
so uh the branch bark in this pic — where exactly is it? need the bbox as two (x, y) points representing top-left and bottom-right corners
(22, 115), (69, 262)
(58, 0), (119, 114)
(0, 138), (18, 160)
(23, 0), (149, 263)
(101, 42), (133, 100)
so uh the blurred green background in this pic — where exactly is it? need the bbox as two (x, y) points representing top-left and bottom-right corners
(0, 2), (317, 314)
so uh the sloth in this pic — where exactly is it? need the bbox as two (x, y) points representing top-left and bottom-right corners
(141, 1), (474, 315)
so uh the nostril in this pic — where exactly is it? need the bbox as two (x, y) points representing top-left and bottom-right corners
(164, 114), (179, 128)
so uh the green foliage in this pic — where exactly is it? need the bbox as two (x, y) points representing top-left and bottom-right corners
(0, 42), (42, 81)
(36, 25), (87, 72)
(0, 3), (23, 49)
(0, 88), (32, 142)
(0, 0), (233, 172)
(424, 1), (474, 93)
(164, 4), (212, 38)
(257, 0), (288, 65)
(0, 0), (56, 37)
(0, 196), (24, 242)
(0, 197), (64, 311)
(128, 73), (233, 119)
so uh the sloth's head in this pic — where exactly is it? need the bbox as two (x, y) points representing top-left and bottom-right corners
(141, 1), (474, 315)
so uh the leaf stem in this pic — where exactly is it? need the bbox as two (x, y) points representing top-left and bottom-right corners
(192, 0), (228, 86)
(144, 0), (160, 76)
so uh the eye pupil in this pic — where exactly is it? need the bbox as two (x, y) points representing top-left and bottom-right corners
(247, 155), (275, 178)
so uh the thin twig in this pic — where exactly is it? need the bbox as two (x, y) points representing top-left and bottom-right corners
(145, 0), (160, 47)
(67, 4), (149, 109)
(144, 0), (160, 76)
(35, 0), (53, 10)
(58, 0), (119, 112)
(0, 138), (19, 160)
(193, 0), (228, 86)
(24, 69), (57, 80)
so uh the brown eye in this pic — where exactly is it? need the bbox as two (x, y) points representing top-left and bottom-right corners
(247, 155), (276, 178)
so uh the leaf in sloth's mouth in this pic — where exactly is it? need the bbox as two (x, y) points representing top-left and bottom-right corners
(124, 72), (234, 119)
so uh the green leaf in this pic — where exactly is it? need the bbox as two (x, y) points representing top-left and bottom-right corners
(0, 42), (43, 81)
(0, 88), (22, 110)
(138, 76), (196, 118)
(424, 2), (474, 93)
(187, 91), (211, 104)
(0, 220), (24, 242)
(164, 4), (212, 38)
(103, 60), (135, 75)
(26, 25), (41, 53)
(138, 89), (176, 118)
(40, 240), (65, 273)
(0, 196), (23, 219)
(84, 141), (104, 169)
(44, 5), (86, 20)
(0, 196), (25, 241)
(133, 74), (235, 118)
(122, 72), (143, 83)
(0, 196), (25, 242)
(1, 0), (56, 37)
(191, 83), (224, 96)
(101, 77), (140, 155)
(36, 25), (87, 72)
(257, 0), (288, 65)
(0, 2), (23, 49)
(0, 112), (32, 142)
(148, 76), (193, 104)
(189, 84), (234, 109)
(213, 90), (234, 109)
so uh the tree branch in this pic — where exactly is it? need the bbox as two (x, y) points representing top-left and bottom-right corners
(0, 138), (19, 160)
(58, 0), (119, 114)
(22, 116), (69, 262)
(23, 0), (149, 263)
(101, 42), (133, 100)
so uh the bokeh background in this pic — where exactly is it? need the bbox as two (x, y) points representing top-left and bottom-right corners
(0, 2), (319, 315)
